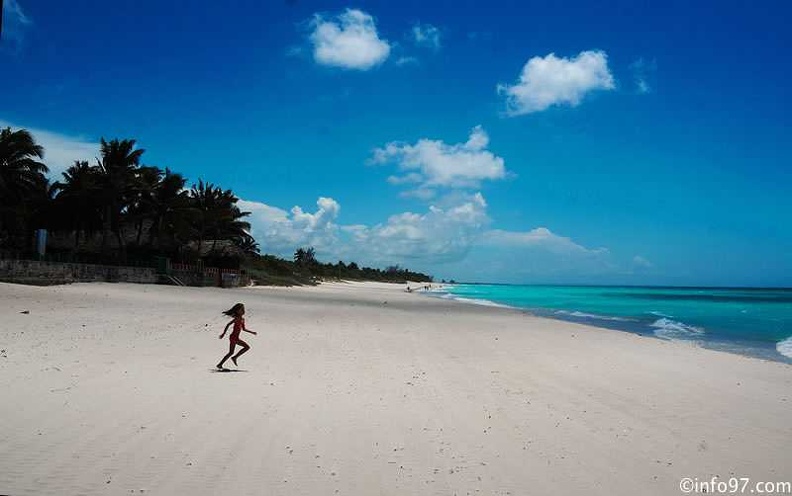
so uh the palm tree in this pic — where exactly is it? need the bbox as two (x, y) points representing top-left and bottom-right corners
(54, 160), (102, 249)
(233, 234), (260, 257)
(214, 199), (251, 250)
(146, 168), (192, 251)
(293, 246), (317, 275)
(95, 138), (144, 254)
(0, 127), (49, 200)
(127, 165), (162, 246)
(0, 127), (50, 249)
(294, 247), (306, 265)
(189, 179), (220, 256)
(189, 180), (251, 256)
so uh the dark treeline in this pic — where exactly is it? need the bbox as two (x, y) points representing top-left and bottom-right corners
(0, 127), (252, 266)
(248, 247), (431, 285)
(0, 127), (433, 285)
(246, 251), (432, 286)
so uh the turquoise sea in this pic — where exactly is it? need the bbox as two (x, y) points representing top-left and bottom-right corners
(431, 285), (792, 363)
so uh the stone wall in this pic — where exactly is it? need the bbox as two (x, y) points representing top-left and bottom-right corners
(0, 259), (158, 286)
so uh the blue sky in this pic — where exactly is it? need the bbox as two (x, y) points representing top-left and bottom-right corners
(2, 0), (790, 286)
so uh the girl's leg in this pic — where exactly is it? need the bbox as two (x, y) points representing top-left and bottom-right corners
(231, 339), (250, 365)
(217, 341), (237, 369)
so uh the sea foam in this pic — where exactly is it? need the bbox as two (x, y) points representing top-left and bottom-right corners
(649, 311), (672, 318)
(650, 318), (704, 340)
(555, 310), (633, 322)
(448, 296), (512, 309)
(776, 336), (792, 359)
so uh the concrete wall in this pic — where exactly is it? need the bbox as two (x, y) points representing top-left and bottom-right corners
(169, 269), (211, 287)
(168, 269), (248, 288)
(0, 259), (158, 286)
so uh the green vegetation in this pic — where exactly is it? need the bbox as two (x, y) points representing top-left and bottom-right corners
(0, 127), (433, 285)
(246, 250), (431, 286)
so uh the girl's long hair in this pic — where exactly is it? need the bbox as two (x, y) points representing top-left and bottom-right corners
(223, 303), (245, 317)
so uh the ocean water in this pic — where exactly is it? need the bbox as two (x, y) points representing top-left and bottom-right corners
(431, 285), (792, 363)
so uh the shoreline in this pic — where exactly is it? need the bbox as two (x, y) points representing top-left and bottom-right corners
(426, 283), (792, 365)
(1, 281), (789, 495)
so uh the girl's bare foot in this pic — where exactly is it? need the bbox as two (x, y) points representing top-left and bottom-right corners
(231, 357), (238, 366)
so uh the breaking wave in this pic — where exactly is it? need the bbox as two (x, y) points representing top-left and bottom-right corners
(651, 318), (704, 340)
(776, 336), (792, 359)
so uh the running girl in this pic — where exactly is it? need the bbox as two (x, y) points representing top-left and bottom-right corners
(217, 303), (257, 370)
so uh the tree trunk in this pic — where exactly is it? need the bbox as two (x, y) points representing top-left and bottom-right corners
(101, 205), (111, 252)
(136, 220), (143, 246)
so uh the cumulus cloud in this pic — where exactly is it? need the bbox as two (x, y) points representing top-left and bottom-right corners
(498, 50), (615, 115)
(238, 197), (341, 255)
(356, 192), (489, 263)
(411, 23), (441, 50)
(371, 126), (507, 193)
(1, 0), (33, 51)
(239, 193), (618, 278)
(0, 120), (98, 178)
(240, 193), (490, 266)
(309, 9), (391, 70)
(231, 192), (626, 281)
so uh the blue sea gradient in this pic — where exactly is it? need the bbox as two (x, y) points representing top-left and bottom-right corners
(432, 285), (792, 363)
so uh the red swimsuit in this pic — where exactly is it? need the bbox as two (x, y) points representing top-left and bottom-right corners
(229, 317), (244, 343)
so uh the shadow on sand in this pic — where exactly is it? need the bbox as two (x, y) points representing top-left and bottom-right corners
(209, 368), (248, 373)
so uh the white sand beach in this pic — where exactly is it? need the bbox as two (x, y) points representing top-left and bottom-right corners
(0, 281), (789, 495)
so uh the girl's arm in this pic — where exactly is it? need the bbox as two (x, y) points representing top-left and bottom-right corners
(219, 320), (233, 339)
(243, 321), (257, 335)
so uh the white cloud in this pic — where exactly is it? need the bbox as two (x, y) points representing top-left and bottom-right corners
(443, 227), (615, 282)
(1, 0), (32, 51)
(239, 193), (490, 266)
(358, 192), (489, 263)
(411, 23), (441, 50)
(371, 126), (507, 191)
(630, 58), (656, 94)
(0, 120), (98, 179)
(239, 193), (619, 277)
(632, 255), (653, 269)
(398, 187), (436, 201)
(309, 9), (391, 70)
(238, 197), (341, 255)
(232, 194), (626, 280)
(498, 50), (615, 116)
(483, 227), (609, 256)
(292, 197), (341, 232)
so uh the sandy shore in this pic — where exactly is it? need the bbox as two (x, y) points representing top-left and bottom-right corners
(0, 281), (789, 495)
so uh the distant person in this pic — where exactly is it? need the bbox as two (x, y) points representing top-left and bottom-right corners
(217, 303), (257, 370)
